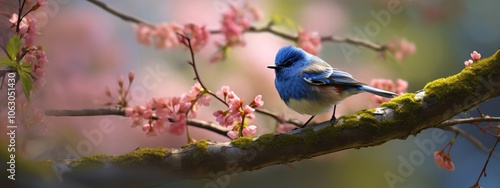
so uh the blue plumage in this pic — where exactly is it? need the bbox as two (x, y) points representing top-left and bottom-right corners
(268, 46), (397, 127)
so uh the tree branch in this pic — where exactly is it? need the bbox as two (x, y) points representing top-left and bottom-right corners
(25, 49), (500, 187)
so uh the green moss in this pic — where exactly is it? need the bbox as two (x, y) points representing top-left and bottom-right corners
(230, 136), (255, 148)
(230, 133), (303, 150)
(110, 148), (167, 167)
(256, 133), (303, 150)
(380, 93), (422, 132)
(424, 50), (500, 103)
(180, 140), (210, 158)
(70, 154), (113, 170)
(193, 140), (209, 153)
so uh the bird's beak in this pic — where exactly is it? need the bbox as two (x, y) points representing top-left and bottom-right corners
(267, 65), (278, 69)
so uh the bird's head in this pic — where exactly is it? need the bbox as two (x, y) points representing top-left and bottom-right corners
(267, 46), (310, 78)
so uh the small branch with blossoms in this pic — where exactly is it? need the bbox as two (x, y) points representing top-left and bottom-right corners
(1, 0), (49, 101)
(45, 35), (266, 141)
(86, 0), (415, 63)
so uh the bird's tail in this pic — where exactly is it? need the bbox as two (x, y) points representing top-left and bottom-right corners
(358, 85), (398, 98)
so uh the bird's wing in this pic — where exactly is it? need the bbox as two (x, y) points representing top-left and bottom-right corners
(300, 57), (334, 85)
(300, 57), (361, 86)
(327, 68), (362, 86)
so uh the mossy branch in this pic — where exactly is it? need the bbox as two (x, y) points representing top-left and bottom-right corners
(25, 49), (500, 186)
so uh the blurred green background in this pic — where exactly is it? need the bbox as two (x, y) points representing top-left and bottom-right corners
(1, 0), (500, 187)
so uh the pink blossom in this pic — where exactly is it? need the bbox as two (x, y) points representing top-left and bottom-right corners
(135, 24), (154, 45)
(229, 97), (243, 113)
(182, 83), (212, 113)
(217, 85), (231, 99)
(9, 14), (29, 35)
(142, 124), (157, 137)
(134, 22), (211, 52)
(154, 22), (183, 49)
(471, 51), (481, 61)
(250, 95), (264, 108)
(124, 107), (134, 117)
(183, 82), (211, 107)
(465, 51), (481, 68)
(220, 4), (246, 45)
(277, 123), (296, 133)
(24, 17), (39, 47)
(126, 105), (149, 128)
(395, 79), (408, 94)
(370, 78), (408, 104)
(386, 38), (416, 61)
(433, 151), (455, 171)
(297, 30), (322, 55)
(433, 151), (445, 167)
(242, 105), (255, 115)
(464, 59), (474, 67)
(242, 125), (257, 136)
(37, 0), (48, 7)
(29, 0), (48, 12)
(227, 130), (239, 139)
(212, 3), (261, 63)
(227, 91), (238, 100)
(183, 23), (210, 51)
(275, 114), (296, 133)
(24, 48), (48, 88)
(134, 23), (183, 49)
(128, 70), (135, 82)
(167, 114), (186, 135)
(213, 110), (235, 127)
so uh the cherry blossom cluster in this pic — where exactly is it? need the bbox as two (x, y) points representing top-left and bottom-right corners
(385, 38), (416, 61)
(218, 3), (261, 47)
(133, 3), (261, 63)
(210, 3), (261, 63)
(124, 83), (211, 136)
(135, 23), (210, 51)
(432, 131), (459, 171)
(369, 79), (408, 104)
(213, 86), (263, 139)
(24, 48), (48, 88)
(6, 0), (49, 88)
(464, 51), (481, 67)
(433, 150), (455, 171)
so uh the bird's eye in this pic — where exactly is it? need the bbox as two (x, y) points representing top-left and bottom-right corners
(283, 60), (293, 67)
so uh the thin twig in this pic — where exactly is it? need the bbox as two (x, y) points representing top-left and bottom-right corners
(322, 35), (385, 51)
(86, 0), (154, 27)
(255, 108), (302, 127)
(438, 117), (500, 127)
(443, 126), (495, 156)
(471, 138), (500, 188)
(16, 0), (26, 33)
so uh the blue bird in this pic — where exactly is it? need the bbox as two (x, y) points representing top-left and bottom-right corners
(267, 46), (397, 127)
